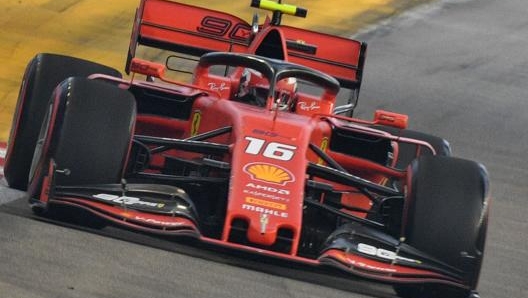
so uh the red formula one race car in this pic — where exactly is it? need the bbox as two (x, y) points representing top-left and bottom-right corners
(3, 1), (489, 297)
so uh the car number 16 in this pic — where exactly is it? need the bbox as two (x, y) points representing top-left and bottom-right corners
(244, 137), (297, 161)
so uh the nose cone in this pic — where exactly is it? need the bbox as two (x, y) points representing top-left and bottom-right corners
(244, 205), (289, 246)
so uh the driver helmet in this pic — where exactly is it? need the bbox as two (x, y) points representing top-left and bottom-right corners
(236, 68), (268, 107)
(274, 77), (298, 111)
(237, 68), (252, 98)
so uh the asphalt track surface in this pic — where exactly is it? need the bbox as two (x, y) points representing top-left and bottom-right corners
(1, 0), (527, 297)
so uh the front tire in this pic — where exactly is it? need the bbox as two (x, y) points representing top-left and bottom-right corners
(28, 77), (136, 202)
(395, 155), (489, 298)
(4, 53), (121, 190)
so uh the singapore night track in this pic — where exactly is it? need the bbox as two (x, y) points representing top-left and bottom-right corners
(1, 1), (527, 298)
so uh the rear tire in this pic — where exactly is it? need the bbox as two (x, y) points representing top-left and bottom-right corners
(395, 155), (489, 298)
(28, 77), (136, 201)
(4, 53), (121, 190)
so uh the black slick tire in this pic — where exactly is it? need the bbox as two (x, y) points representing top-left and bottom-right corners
(395, 155), (489, 298)
(28, 77), (136, 201)
(4, 53), (121, 190)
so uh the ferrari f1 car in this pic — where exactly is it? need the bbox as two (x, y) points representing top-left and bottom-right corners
(3, 1), (489, 297)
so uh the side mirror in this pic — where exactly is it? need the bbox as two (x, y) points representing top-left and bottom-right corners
(129, 58), (166, 79)
(373, 110), (408, 129)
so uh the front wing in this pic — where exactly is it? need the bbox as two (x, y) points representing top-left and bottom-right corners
(35, 182), (471, 291)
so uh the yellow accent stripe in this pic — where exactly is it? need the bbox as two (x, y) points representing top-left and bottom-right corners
(257, 0), (299, 16)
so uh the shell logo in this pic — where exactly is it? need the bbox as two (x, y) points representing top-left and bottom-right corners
(243, 163), (294, 185)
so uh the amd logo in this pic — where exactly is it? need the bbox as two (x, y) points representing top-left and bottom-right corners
(245, 183), (290, 195)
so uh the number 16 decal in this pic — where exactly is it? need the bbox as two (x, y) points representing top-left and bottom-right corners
(244, 137), (297, 161)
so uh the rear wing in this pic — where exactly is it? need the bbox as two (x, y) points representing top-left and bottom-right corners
(126, 0), (252, 73)
(127, 0), (366, 95)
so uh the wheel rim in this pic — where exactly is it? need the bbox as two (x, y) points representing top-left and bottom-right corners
(28, 100), (54, 191)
